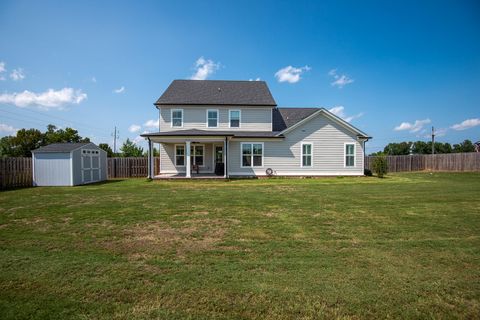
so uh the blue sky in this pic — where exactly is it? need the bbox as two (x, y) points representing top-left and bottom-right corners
(0, 0), (479, 153)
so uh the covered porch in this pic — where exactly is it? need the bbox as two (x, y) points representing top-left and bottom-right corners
(144, 133), (231, 179)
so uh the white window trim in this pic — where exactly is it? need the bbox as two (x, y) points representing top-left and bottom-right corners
(174, 144), (185, 167)
(301, 142), (313, 168)
(344, 142), (356, 168)
(228, 109), (241, 128)
(191, 144), (205, 167)
(240, 142), (264, 168)
(206, 109), (219, 128)
(171, 109), (183, 128)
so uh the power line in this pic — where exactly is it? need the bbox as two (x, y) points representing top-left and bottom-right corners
(0, 107), (111, 136)
(0, 113), (111, 141)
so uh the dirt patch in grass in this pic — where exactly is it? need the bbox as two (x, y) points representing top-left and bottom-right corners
(102, 218), (238, 259)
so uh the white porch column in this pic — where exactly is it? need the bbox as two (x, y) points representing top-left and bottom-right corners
(147, 139), (153, 179)
(223, 138), (227, 178)
(186, 140), (191, 178)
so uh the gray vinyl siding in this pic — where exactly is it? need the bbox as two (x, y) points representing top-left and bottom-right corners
(159, 106), (272, 132)
(160, 143), (215, 174)
(227, 113), (364, 176)
(33, 152), (72, 186)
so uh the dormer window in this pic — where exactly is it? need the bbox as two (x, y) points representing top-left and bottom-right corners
(171, 109), (183, 128)
(207, 109), (218, 128)
(229, 110), (240, 128)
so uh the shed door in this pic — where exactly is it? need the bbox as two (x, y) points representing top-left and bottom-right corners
(81, 149), (101, 183)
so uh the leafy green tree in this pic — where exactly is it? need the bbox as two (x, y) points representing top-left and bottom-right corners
(383, 142), (412, 155)
(98, 143), (114, 157)
(0, 129), (43, 157)
(0, 125), (90, 157)
(120, 139), (144, 157)
(453, 140), (475, 153)
(42, 124), (89, 145)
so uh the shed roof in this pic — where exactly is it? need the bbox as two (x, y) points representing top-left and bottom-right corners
(32, 142), (92, 153)
(155, 80), (277, 106)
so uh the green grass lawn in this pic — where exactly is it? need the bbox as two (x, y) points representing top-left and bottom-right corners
(1, 173), (479, 319)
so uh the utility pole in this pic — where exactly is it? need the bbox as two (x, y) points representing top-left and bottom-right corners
(112, 126), (119, 155)
(431, 126), (435, 155)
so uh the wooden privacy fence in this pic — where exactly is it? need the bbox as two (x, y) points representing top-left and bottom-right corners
(365, 153), (480, 172)
(107, 157), (160, 178)
(0, 157), (33, 190)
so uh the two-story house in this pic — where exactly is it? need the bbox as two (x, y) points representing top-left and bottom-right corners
(141, 80), (370, 178)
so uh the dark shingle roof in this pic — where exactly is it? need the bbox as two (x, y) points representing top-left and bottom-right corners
(155, 80), (277, 106)
(141, 129), (283, 138)
(32, 142), (92, 153)
(272, 108), (319, 131)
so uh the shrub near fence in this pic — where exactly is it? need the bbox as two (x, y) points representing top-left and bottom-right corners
(365, 153), (480, 172)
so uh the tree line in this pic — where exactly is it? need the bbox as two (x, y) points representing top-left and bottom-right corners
(370, 140), (477, 156)
(0, 125), (155, 158)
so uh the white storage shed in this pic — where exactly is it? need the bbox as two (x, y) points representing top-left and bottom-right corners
(32, 142), (107, 186)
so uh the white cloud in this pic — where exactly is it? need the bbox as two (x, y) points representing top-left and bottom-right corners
(0, 123), (18, 134)
(10, 68), (25, 81)
(143, 119), (159, 129)
(128, 124), (141, 133)
(394, 119), (431, 133)
(91, 77), (97, 83)
(451, 118), (480, 131)
(133, 135), (145, 145)
(329, 69), (354, 88)
(190, 57), (220, 80)
(0, 88), (87, 110)
(328, 106), (363, 122)
(275, 65), (311, 83)
(249, 77), (261, 81)
(114, 86), (125, 94)
(0, 62), (5, 80)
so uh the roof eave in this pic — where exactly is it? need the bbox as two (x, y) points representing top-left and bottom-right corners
(154, 102), (277, 107)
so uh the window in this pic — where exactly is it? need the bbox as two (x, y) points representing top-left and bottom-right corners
(191, 145), (204, 166)
(345, 143), (355, 167)
(241, 143), (263, 167)
(229, 110), (240, 128)
(171, 109), (183, 127)
(207, 109), (218, 128)
(175, 145), (185, 166)
(301, 143), (312, 167)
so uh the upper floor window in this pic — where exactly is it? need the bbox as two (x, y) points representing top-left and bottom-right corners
(345, 143), (355, 167)
(207, 109), (218, 128)
(171, 109), (183, 128)
(301, 143), (312, 167)
(229, 110), (240, 128)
